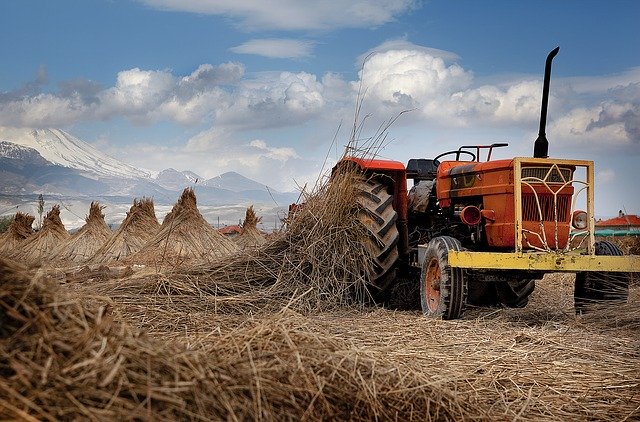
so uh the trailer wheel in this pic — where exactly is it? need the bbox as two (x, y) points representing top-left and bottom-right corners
(496, 279), (536, 308)
(420, 236), (467, 320)
(574, 241), (630, 314)
(355, 175), (400, 295)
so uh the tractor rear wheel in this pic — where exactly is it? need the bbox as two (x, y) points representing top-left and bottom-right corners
(355, 175), (400, 296)
(574, 241), (630, 314)
(420, 236), (467, 320)
(496, 279), (536, 308)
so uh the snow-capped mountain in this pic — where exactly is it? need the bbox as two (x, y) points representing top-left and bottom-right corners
(154, 168), (203, 190)
(0, 127), (299, 230)
(0, 127), (150, 179)
(0, 141), (49, 165)
(204, 171), (269, 192)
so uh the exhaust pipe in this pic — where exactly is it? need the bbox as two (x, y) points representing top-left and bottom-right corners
(533, 46), (560, 158)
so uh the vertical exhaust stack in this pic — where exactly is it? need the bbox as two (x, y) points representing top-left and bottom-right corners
(533, 47), (560, 158)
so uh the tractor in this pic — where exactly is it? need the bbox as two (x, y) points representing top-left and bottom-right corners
(336, 47), (639, 319)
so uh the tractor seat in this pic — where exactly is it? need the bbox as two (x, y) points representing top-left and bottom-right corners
(406, 159), (438, 181)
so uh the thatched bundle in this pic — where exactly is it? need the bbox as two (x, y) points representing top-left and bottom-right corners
(90, 198), (159, 264)
(12, 205), (70, 266)
(106, 168), (376, 312)
(125, 188), (238, 268)
(51, 202), (112, 265)
(0, 212), (34, 257)
(0, 258), (476, 421)
(235, 206), (266, 249)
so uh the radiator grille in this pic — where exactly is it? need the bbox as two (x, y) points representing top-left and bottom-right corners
(522, 167), (573, 183)
(522, 194), (571, 222)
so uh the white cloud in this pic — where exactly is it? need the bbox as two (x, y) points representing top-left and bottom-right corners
(215, 71), (327, 129)
(0, 93), (93, 127)
(2, 40), (639, 157)
(549, 102), (637, 148)
(359, 39), (461, 64)
(0, 63), (244, 128)
(231, 38), (315, 59)
(140, 0), (418, 31)
(98, 68), (176, 122)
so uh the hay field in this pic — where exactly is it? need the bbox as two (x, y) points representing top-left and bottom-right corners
(1, 173), (639, 421)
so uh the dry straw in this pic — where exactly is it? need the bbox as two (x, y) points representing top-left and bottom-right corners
(79, 115), (412, 312)
(50, 202), (112, 265)
(11, 205), (70, 266)
(0, 258), (478, 421)
(0, 212), (34, 257)
(90, 198), (159, 264)
(124, 188), (238, 269)
(88, 167), (378, 314)
(234, 206), (266, 250)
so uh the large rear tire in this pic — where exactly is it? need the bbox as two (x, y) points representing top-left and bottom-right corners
(574, 241), (630, 314)
(420, 236), (467, 320)
(496, 279), (536, 308)
(355, 175), (400, 295)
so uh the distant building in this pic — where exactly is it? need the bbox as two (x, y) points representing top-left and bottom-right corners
(595, 210), (640, 236)
(218, 225), (243, 238)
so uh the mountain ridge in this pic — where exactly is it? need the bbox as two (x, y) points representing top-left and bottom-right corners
(0, 128), (297, 207)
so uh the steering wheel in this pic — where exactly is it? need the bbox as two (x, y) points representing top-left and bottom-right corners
(433, 150), (476, 164)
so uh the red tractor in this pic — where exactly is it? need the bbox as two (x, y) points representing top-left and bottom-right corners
(336, 47), (639, 319)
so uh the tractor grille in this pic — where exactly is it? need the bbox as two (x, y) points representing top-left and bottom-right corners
(522, 194), (571, 222)
(522, 166), (573, 184)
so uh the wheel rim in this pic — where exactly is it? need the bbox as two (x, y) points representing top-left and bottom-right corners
(425, 258), (441, 313)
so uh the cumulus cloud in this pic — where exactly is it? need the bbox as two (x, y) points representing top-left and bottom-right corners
(140, 0), (418, 31)
(353, 41), (640, 151)
(353, 42), (554, 128)
(2, 40), (639, 155)
(359, 39), (461, 64)
(0, 63), (244, 128)
(215, 71), (327, 129)
(231, 38), (315, 59)
(549, 102), (639, 148)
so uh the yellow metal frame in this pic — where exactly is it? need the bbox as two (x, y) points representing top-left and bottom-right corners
(448, 251), (639, 272)
(446, 157), (639, 273)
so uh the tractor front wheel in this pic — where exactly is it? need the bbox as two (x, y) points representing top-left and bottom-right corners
(574, 241), (630, 314)
(420, 236), (467, 320)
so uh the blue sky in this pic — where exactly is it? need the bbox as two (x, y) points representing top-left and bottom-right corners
(1, 0), (639, 215)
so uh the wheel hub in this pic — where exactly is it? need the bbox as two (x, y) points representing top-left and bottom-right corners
(425, 259), (441, 312)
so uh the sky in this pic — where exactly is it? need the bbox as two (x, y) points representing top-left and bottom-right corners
(1, 0), (639, 216)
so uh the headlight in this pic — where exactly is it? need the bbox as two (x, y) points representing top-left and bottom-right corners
(572, 210), (588, 229)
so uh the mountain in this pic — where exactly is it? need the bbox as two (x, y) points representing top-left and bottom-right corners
(0, 142), (109, 196)
(204, 171), (269, 192)
(0, 141), (50, 165)
(154, 168), (202, 190)
(0, 128), (298, 210)
(0, 127), (149, 179)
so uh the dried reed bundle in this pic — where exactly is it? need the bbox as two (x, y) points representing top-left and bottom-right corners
(51, 202), (112, 265)
(80, 168), (378, 313)
(140, 168), (376, 312)
(125, 188), (238, 268)
(11, 205), (70, 266)
(90, 198), (159, 264)
(235, 206), (266, 249)
(0, 212), (34, 257)
(1, 258), (478, 421)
